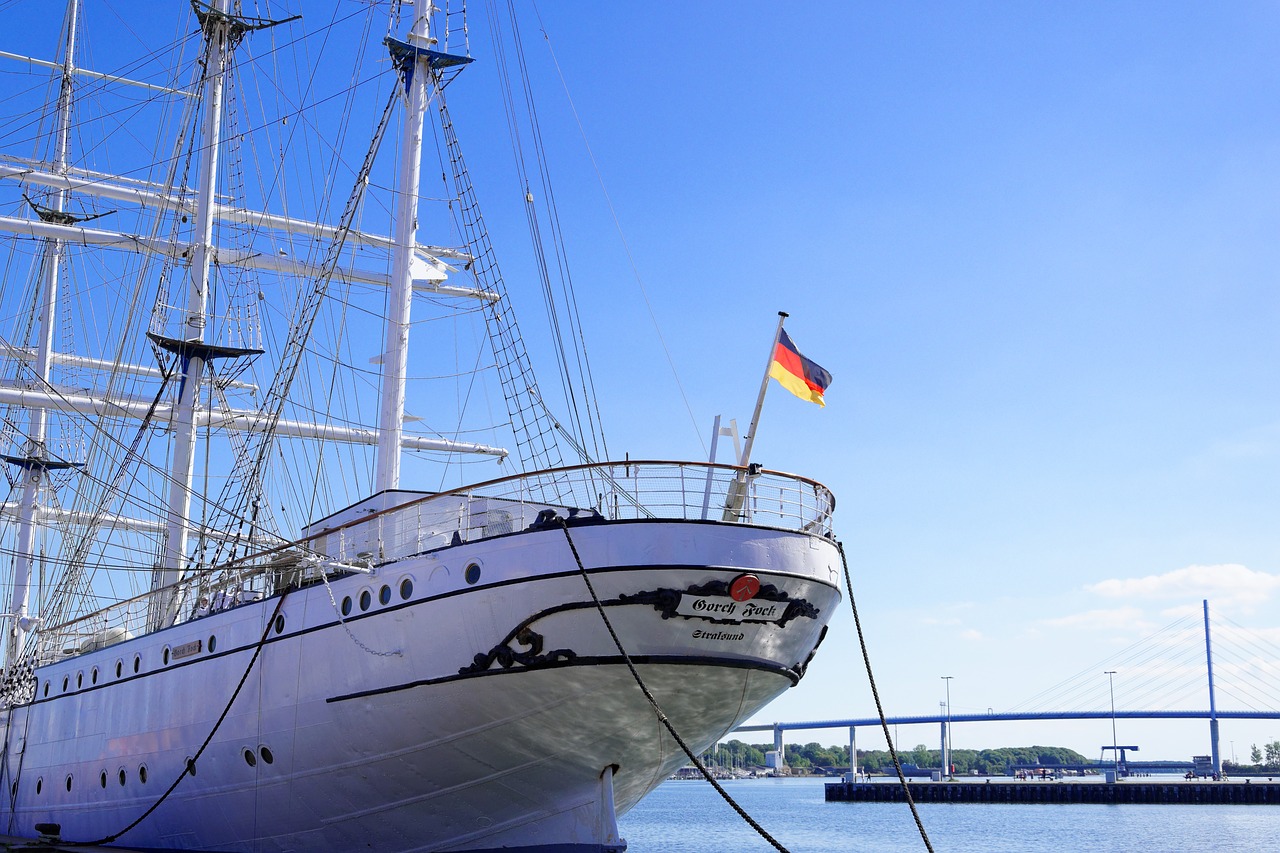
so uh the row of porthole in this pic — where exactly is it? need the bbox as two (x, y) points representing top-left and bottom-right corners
(30, 763), (149, 797)
(46, 656), (143, 697)
(244, 745), (274, 767)
(27, 744), (275, 798)
(42, 613), (289, 700)
(340, 576), (416, 617)
(44, 640), (212, 698)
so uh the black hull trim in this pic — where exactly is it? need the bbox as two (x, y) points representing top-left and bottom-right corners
(326, 654), (799, 704)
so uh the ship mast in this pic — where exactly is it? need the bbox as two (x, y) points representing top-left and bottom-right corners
(4, 0), (80, 669)
(151, 0), (236, 628)
(375, 1), (434, 494)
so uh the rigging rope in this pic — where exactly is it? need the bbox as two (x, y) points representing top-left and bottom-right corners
(487, 0), (608, 465)
(434, 85), (568, 496)
(528, 1), (706, 456)
(838, 541), (935, 853)
(31, 368), (177, 646)
(201, 84), (401, 570)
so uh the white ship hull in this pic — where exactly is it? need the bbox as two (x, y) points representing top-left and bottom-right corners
(0, 4), (843, 848)
(1, 518), (841, 851)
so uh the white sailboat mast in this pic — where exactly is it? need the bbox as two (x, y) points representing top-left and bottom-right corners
(155, 0), (233, 622)
(5, 0), (80, 668)
(375, 2), (433, 494)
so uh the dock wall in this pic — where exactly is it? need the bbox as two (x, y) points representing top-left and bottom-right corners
(825, 781), (1280, 805)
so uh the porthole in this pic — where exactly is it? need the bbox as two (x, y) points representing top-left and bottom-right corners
(42, 681), (49, 698)
(359, 589), (371, 611)
(65, 774), (73, 792)
(162, 646), (170, 665)
(379, 584), (391, 606)
(76, 672), (82, 689)
(464, 563), (481, 585)
(208, 635), (216, 653)
(341, 596), (352, 616)
(118, 768), (126, 786)
(260, 745), (274, 765)
(399, 577), (413, 600)
(35, 777), (41, 795)
(91, 667), (98, 685)
(61, 675), (68, 693)
(115, 660), (123, 679)
(133, 654), (141, 673)
(138, 765), (148, 784)
(243, 748), (257, 768)
(99, 770), (107, 789)
(274, 614), (285, 634)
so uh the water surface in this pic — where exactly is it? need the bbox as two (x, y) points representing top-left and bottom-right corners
(618, 776), (1279, 852)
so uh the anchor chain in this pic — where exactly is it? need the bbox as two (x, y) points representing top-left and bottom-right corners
(318, 567), (404, 658)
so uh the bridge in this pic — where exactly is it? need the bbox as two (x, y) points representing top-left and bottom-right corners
(733, 600), (1280, 776)
(735, 710), (1280, 776)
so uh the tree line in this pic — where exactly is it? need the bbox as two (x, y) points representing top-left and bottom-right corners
(1231, 740), (1280, 772)
(704, 740), (1089, 775)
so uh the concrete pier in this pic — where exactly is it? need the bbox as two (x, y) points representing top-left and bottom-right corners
(825, 780), (1280, 805)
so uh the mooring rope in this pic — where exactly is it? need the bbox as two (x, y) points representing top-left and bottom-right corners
(557, 520), (792, 853)
(838, 541), (935, 852)
(65, 590), (291, 847)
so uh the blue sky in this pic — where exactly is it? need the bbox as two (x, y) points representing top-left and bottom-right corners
(2, 0), (1277, 760)
(468, 1), (1280, 758)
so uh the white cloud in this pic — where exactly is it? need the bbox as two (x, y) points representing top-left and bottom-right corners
(1156, 603), (1209, 620)
(959, 628), (983, 641)
(1190, 420), (1280, 470)
(1040, 606), (1149, 631)
(1086, 564), (1280, 611)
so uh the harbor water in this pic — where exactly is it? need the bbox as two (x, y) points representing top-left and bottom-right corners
(617, 776), (1280, 852)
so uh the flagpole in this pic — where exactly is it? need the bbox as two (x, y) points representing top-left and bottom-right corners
(723, 311), (787, 521)
(739, 311), (788, 468)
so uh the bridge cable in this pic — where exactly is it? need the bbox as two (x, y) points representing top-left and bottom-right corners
(557, 519), (792, 853)
(838, 541), (936, 853)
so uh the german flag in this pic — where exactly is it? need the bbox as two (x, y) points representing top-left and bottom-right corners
(768, 329), (832, 406)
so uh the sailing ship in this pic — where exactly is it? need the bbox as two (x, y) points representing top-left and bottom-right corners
(0, 1), (841, 850)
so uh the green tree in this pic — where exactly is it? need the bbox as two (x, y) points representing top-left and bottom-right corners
(1251, 744), (1263, 765)
(713, 740), (768, 768)
(783, 745), (811, 768)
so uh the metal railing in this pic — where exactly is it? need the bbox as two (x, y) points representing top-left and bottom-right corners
(27, 461), (835, 670)
(303, 461), (835, 565)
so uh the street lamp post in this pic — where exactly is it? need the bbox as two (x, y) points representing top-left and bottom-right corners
(939, 701), (947, 777)
(942, 676), (954, 778)
(1105, 670), (1119, 778)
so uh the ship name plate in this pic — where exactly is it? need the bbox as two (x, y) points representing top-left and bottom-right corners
(676, 595), (780, 623)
